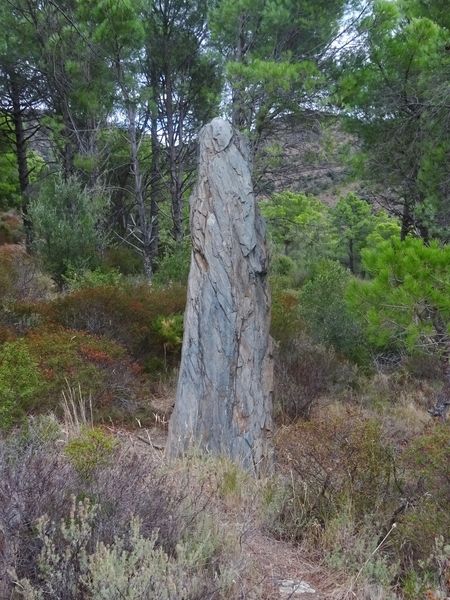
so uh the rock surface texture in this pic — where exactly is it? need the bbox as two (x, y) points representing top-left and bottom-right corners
(166, 118), (273, 474)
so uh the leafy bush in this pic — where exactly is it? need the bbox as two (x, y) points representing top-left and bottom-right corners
(0, 245), (53, 305)
(271, 254), (296, 278)
(153, 314), (184, 349)
(274, 336), (357, 421)
(0, 428), (240, 599)
(153, 239), (191, 286)
(1, 327), (152, 424)
(271, 407), (396, 541)
(29, 175), (107, 284)
(63, 266), (124, 290)
(102, 245), (143, 276)
(300, 259), (367, 362)
(38, 283), (186, 363)
(65, 427), (118, 478)
(0, 340), (42, 428)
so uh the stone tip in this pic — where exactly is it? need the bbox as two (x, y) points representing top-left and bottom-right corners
(201, 117), (233, 154)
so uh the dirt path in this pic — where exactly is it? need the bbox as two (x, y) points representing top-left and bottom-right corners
(110, 426), (344, 599)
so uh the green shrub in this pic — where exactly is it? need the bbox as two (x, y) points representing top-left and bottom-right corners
(12, 495), (238, 599)
(18, 326), (154, 423)
(102, 245), (143, 276)
(153, 239), (191, 286)
(38, 283), (186, 362)
(29, 175), (107, 284)
(153, 314), (184, 348)
(396, 422), (450, 565)
(63, 266), (124, 290)
(0, 340), (42, 428)
(300, 259), (367, 362)
(271, 254), (295, 277)
(65, 427), (118, 478)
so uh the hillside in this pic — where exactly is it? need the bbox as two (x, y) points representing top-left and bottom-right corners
(256, 113), (355, 205)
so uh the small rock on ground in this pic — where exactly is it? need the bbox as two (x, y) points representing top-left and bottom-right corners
(279, 579), (316, 596)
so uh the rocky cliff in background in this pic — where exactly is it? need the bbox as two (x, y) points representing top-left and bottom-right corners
(255, 112), (356, 205)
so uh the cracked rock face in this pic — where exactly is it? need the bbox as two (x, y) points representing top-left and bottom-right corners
(166, 118), (273, 475)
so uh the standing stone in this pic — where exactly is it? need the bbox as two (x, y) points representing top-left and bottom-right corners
(166, 118), (273, 475)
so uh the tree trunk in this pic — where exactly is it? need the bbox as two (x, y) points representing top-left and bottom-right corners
(149, 77), (160, 261)
(165, 72), (184, 242)
(231, 13), (247, 130)
(9, 72), (32, 249)
(348, 238), (355, 274)
(400, 197), (414, 240)
(166, 118), (274, 475)
(128, 104), (153, 279)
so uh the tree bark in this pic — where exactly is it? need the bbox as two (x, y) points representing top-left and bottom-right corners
(128, 104), (153, 279)
(166, 118), (273, 475)
(149, 76), (160, 261)
(231, 13), (247, 130)
(9, 72), (32, 249)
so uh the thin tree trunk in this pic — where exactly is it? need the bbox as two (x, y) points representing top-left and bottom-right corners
(400, 197), (414, 240)
(349, 238), (355, 274)
(231, 13), (247, 130)
(128, 104), (153, 279)
(149, 77), (160, 261)
(165, 73), (183, 242)
(9, 72), (32, 249)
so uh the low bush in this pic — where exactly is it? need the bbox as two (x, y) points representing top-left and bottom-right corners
(153, 239), (191, 286)
(299, 259), (367, 363)
(0, 324), (15, 344)
(0, 327), (154, 425)
(14, 499), (236, 600)
(102, 245), (143, 276)
(274, 336), (358, 421)
(63, 266), (124, 291)
(271, 407), (396, 541)
(0, 245), (53, 306)
(0, 339), (43, 428)
(0, 211), (23, 245)
(29, 175), (107, 284)
(65, 427), (118, 479)
(270, 402), (449, 598)
(0, 424), (241, 599)
(37, 283), (186, 363)
(396, 422), (450, 566)
(270, 284), (302, 344)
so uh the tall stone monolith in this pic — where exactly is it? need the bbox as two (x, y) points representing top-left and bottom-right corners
(166, 118), (273, 475)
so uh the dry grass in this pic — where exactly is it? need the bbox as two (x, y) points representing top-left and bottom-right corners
(61, 379), (93, 437)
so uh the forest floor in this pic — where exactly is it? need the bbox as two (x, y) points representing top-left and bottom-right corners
(113, 419), (347, 600)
